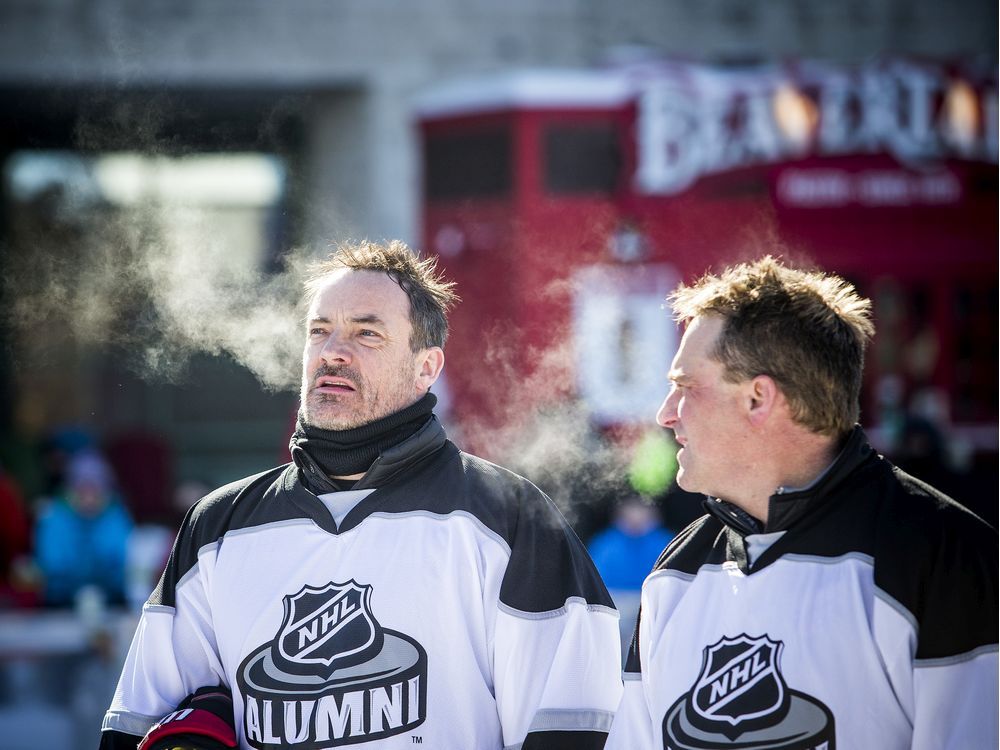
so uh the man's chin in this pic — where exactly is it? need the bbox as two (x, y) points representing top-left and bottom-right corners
(302, 404), (364, 431)
(675, 470), (701, 495)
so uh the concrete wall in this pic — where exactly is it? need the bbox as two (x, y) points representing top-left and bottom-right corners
(1, 1), (994, 84)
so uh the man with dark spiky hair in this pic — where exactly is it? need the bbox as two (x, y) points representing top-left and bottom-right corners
(101, 240), (623, 750)
(608, 257), (997, 749)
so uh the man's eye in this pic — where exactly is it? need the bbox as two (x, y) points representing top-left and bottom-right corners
(309, 328), (326, 337)
(360, 330), (380, 338)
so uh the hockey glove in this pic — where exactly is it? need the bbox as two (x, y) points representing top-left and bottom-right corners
(137, 686), (237, 750)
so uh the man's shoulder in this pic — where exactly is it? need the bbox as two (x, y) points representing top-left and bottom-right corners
(649, 513), (723, 576)
(200, 464), (290, 499)
(866, 462), (998, 659)
(451, 451), (617, 612)
(456, 450), (540, 495)
(155, 464), (299, 593)
(440, 449), (582, 544)
(452, 450), (563, 520)
(185, 464), (295, 531)
(870, 461), (996, 548)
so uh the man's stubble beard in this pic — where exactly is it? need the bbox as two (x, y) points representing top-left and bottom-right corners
(302, 382), (379, 431)
(300, 364), (417, 431)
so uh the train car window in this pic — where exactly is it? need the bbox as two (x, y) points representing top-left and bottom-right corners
(543, 123), (620, 195)
(425, 129), (511, 199)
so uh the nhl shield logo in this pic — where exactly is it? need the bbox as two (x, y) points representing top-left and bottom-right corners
(663, 632), (836, 748)
(239, 579), (428, 747)
(273, 580), (384, 677)
(687, 634), (790, 738)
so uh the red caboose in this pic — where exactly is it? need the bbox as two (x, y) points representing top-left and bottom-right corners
(416, 59), (998, 475)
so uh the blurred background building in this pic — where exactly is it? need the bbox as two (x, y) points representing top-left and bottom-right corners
(0, 2), (996, 746)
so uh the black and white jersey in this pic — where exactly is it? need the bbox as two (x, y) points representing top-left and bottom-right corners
(102, 418), (623, 749)
(607, 427), (998, 750)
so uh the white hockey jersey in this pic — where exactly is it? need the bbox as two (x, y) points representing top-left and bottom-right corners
(607, 427), (998, 750)
(102, 417), (623, 749)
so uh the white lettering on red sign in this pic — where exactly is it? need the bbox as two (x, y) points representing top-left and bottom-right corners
(636, 61), (997, 196)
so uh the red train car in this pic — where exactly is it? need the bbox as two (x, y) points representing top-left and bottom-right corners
(416, 60), (998, 472)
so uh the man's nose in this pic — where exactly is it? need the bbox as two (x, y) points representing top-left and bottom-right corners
(319, 332), (352, 363)
(656, 388), (679, 428)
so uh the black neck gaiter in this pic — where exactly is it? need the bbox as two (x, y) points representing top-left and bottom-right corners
(290, 392), (437, 480)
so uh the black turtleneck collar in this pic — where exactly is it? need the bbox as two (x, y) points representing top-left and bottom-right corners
(289, 392), (436, 492)
(703, 425), (875, 536)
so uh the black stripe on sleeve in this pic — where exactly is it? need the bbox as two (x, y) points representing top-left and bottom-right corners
(98, 730), (141, 750)
(522, 730), (609, 750)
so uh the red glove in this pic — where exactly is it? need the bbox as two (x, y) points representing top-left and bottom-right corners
(137, 686), (237, 750)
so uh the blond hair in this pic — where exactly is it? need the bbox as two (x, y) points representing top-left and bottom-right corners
(670, 256), (874, 436)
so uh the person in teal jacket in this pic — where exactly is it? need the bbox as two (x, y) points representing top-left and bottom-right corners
(35, 450), (132, 607)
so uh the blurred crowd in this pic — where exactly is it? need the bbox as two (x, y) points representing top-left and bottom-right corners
(0, 427), (205, 613)
(0, 405), (988, 621)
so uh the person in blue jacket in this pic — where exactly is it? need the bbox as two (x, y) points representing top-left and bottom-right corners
(589, 493), (673, 660)
(589, 494), (673, 592)
(35, 450), (132, 607)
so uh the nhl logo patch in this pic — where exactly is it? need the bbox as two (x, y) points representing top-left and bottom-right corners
(663, 632), (836, 749)
(690, 634), (787, 733)
(274, 580), (383, 677)
(237, 579), (427, 748)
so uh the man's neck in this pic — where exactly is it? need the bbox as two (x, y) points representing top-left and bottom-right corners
(735, 430), (839, 525)
(291, 392), (436, 489)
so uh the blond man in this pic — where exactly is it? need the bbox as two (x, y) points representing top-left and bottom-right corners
(608, 257), (997, 749)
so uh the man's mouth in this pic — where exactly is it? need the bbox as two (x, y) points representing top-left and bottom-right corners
(314, 376), (357, 393)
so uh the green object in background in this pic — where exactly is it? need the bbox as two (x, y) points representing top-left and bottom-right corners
(628, 429), (678, 497)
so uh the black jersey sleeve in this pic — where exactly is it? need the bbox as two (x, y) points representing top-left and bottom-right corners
(98, 729), (140, 750)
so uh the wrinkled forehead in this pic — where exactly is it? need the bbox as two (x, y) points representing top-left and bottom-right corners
(306, 268), (412, 323)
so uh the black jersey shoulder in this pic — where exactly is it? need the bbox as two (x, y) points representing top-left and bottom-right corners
(661, 454), (997, 661)
(649, 512), (729, 576)
(461, 452), (616, 613)
(361, 444), (615, 613)
(872, 463), (998, 659)
(779, 454), (997, 658)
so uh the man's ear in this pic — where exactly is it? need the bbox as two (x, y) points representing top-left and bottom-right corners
(746, 374), (779, 426)
(416, 347), (445, 390)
